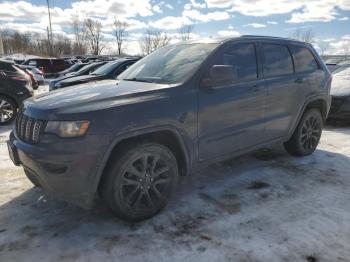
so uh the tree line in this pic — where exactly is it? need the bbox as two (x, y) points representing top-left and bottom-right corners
(1, 17), (194, 58)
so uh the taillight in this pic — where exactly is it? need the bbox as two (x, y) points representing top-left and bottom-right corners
(26, 70), (36, 82)
(11, 76), (27, 81)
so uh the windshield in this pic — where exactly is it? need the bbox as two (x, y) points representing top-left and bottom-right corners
(91, 61), (120, 75)
(119, 43), (218, 84)
(75, 63), (102, 75)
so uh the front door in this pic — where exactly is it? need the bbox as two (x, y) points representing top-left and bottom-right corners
(198, 42), (267, 161)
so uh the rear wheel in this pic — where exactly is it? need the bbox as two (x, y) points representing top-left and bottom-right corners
(0, 96), (17, 125)
(100, 143), (179, 222)
(284, 109), (323, 156)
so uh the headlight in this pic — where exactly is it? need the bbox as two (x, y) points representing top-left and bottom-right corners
(45, 121), (90, 138)
(55, 82), (62, 88)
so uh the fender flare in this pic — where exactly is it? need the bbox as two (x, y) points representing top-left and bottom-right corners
(288, 95), (329, 139)
(91, 125), (191, 195)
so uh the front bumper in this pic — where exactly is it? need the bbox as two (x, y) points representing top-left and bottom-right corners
(328, 96), (350, 120)
(8, 132), (110, 209)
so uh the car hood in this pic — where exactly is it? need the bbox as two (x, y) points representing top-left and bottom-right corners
(59, 74), (102, 85)
(331, 71), (350, 97)
(24, 80), (173, 118)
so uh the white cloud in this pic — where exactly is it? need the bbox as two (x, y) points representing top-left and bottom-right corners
(190, 0), (206, 9)
(217, 29), (240, 37)
(149, 16), (192, 30)
(286, 2), (338, 23)
(267, 21), (278, 25)
(339, 16), (349, 21)
(244, 23), (267, 28)
(205, 0), (350, 24)
(165, 4), (174, 9)
(182, 9), (231, 22)
(153, 5), (163, 14)
(205, 0), (232, 8)
(328, 36), (350, 55)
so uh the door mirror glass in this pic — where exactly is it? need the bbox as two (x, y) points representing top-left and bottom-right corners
(202, 65), (234, 88)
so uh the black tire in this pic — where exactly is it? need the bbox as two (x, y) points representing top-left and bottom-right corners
(284, 108), (323, 156)
(100, 143), (179, 222)
(0, 96), (17, 125)
(24, 169), (42, 187)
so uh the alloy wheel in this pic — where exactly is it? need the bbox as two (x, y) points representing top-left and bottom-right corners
(0, 99), (14, 124)
(119, 153), (172, 211)
(300, 114), (322, 151)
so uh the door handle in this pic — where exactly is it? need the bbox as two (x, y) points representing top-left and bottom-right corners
(295, 78), (304, 84)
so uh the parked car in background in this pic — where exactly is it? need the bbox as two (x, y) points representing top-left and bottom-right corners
(7, 36), (331, 221)
(57, 63), (88, 77)
(22, 58), (70, 78)
(50, 58), (138, 90)
(18, 65), (45, 88)
(49, 61), (108, 91)
(0, 60), (33, 124)
(328, 67), (350, 121)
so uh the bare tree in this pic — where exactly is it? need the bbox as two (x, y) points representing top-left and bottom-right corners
(72, 17), (88, 55)
(178, 24), (194, 41)
(84, 18), (104, 55)
(291, 28), (316, 44)
(113, 18), (128, 56)
(318, 41), (330, 56)
(139, 29), (171, 55)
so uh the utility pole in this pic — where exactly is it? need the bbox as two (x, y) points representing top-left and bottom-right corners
(0, 31), (4, 56)
(46, 0), (53, 55)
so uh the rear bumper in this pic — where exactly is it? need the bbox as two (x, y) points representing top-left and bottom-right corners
(9, 132), (111, 209)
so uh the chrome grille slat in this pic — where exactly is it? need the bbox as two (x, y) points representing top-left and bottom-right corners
(15, 112), (44, 144)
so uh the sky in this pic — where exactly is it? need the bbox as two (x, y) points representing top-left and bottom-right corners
(0, 0), (349, 55)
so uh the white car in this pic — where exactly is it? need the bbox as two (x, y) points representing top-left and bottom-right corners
(328, 67), (350, 120)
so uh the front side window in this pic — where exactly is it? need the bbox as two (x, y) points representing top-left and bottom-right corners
(119, 43), (218, 84)
(263, 44), (294, 77)
(222, 43), (258, 83)
(290, 45), (319, 73)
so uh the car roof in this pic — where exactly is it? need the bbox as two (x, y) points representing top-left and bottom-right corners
(0, 59), (15, 65)
(180, 35), (307, 45)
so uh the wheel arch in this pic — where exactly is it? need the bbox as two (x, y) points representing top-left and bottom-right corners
(94, 126), (191, 196)
(0, 93), (19, 108)
(289, 96), (328, 138)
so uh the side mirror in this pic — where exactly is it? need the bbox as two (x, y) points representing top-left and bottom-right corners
(202, 65), (234, 88)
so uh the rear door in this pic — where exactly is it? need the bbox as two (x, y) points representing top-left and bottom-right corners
(289, 44), (325, 95)
(198, 41), (267, 161)
(260, 42), (307, 140)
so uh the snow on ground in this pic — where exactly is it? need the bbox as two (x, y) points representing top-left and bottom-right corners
(0, 90), (350, 261)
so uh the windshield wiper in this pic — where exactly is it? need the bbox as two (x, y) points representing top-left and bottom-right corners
(123, 77), (154, 83)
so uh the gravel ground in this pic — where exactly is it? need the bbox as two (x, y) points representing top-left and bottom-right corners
(0, 88), (349, 261)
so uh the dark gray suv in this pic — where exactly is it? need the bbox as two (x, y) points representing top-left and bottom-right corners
(7, 36), (332, 221)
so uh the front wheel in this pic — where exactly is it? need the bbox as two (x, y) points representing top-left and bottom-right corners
(0, 96), (17, 125)
(100, 143), (179, 222)
(284, 108), (323, 156)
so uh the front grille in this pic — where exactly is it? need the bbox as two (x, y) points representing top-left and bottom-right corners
(16, 113), (45, 143)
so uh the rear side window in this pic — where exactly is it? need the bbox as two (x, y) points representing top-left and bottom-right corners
(28, 60), (37, 66)
(290, 46), (319, 73)
(0, 62), (16, 72)
(222, 43), (258, 83)
(262, 44), (294, 77)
